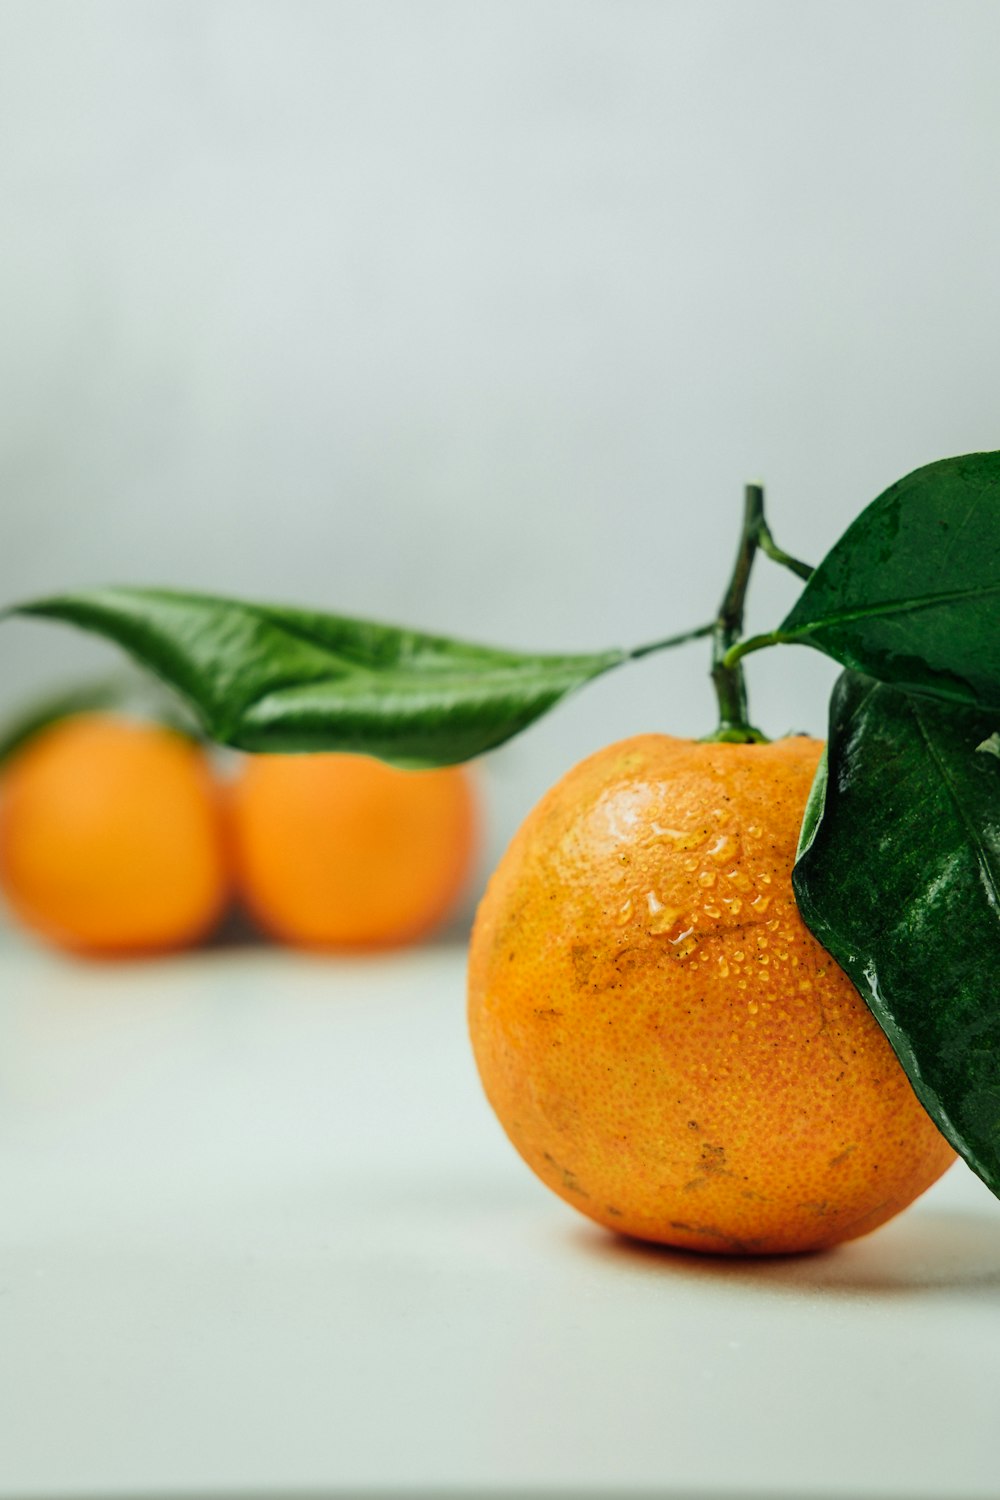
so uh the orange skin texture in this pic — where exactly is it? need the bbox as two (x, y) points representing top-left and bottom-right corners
(0, 714), (230, 957)
(468, 734), (956, 1255)
(228, 753), (477, 950)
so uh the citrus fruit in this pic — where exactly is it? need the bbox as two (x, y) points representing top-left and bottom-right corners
(228, 752), (477, 949)
(0, 713), (230, 957)
(468, 733), (955, 1255)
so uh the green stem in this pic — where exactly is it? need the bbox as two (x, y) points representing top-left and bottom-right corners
(629, 622), (715, 659)
(754, 518), (814, 582)
(722, 629), (790, 670)
(704, 485), (768, 743)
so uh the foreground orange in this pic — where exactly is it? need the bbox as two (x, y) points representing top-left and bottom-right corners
(0, 714), (230, 956)
(468, 734), (955, 1255)
(229, 753), (477, 949)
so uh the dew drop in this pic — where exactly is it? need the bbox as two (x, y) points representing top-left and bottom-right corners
(698, 870), (717, 889)
(747, 1000), (759, 1014)
(734, 950), (745, 962)
(723, 897), (743, 915)
(708, 834), (738, 862)
(650, 905), (684, 936)
(683, 856), (699, 871)
(748, 825), (763, 839)
(703, 904), (721, 919)
(718, 957), (730, 978)
(725, 868), (752, 891)
(648, 822), (709, 850)
(616, 897), (634, 925)
(751, 894), (771, 914)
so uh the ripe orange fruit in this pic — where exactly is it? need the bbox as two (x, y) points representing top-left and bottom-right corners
(0, 714), (230, 957)
(468, 734), (955, 1255)
(228, 753), (477, 949)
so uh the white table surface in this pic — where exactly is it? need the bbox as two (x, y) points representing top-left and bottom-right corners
(1, 924), (998, 1500)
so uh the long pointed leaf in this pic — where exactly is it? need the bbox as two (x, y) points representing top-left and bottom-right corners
(9, 589), (626, 766)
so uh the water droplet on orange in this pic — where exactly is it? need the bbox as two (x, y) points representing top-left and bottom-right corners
(708, 834), (738, 862)
(670, 927), (697, 956)
(648, 822), (708, 850)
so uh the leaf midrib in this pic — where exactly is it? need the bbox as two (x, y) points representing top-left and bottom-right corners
(787, 579), (1000, 639)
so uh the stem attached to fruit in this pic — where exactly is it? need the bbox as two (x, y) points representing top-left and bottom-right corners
(705, 485), (769, 744)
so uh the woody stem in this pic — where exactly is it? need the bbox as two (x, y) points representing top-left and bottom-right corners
(706, 485), (768, 743)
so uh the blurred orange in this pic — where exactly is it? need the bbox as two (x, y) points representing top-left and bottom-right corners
(228, 753), (477, 949)
(0, 714), (230, 956)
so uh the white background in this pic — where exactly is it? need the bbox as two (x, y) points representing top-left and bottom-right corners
(3, 0), (1000, 873)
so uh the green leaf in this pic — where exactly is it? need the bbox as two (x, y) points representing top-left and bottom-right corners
(793, 669), (1000, 1196)
(777, 451), (1000, 710)
(7, 588), (626, 766)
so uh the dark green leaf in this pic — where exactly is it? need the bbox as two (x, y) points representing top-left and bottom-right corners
(778, 451), (1000, 710)
(793, 669), (1000, 1196)
(7, 588), (626, 766)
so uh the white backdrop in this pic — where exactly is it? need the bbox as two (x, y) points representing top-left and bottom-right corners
(2, 0), (1000, 883)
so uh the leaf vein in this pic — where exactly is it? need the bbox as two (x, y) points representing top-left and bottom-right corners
(790, 579), (1000, 637)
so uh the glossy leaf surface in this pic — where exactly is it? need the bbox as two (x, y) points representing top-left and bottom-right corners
(779, 451), (1000, 709)
(10, 589), (625, 765)
(794, 670), (1000, 1195)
